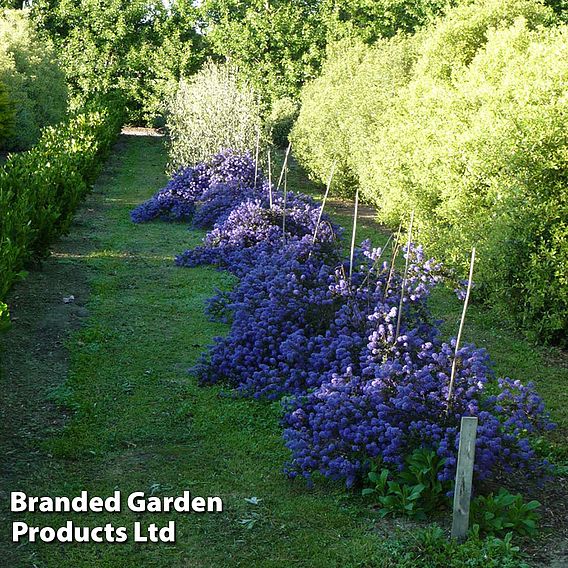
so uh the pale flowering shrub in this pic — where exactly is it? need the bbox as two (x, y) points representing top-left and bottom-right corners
(166, 62), (265, 171)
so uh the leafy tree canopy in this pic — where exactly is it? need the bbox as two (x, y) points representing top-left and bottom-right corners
(30, 0), (206, 123)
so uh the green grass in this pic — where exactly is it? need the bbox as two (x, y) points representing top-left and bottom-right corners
(4, 136), (565, 567)
(3, 135), (408, 567)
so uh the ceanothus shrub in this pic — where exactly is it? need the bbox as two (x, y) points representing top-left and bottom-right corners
(176, 192), (341, 273)
(136, 147), (555, 491)
(131, 149), (261, 224)
(282, 335), (554, 487)
(193, 243), (442, 399)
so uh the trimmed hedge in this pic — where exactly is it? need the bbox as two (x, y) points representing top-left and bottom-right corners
(292, 0), (568, 344)
(0, 97), (124, 303)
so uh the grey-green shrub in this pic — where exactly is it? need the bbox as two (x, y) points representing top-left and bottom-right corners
(0, 9), (67, 150)
(166, 62), (265, 171)
(292, 0), (568, 343)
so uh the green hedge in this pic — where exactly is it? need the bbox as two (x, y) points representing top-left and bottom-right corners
(0, 98), (124, 304)
(292, 0), (568, 344)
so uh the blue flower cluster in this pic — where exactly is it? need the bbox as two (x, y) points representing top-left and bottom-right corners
(282, 342), (554, 487)
(177, 193), (340, 272)
(195, 243), (443, 400)
(139, 149), (554, 489)
(130, 149), (260, 224)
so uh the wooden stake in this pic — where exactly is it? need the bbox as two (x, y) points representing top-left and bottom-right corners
(348, 186), (360, 280)
(313, 162), (336, 243)
(282, 166), (288, 242)
(267, 150), (273, 209)
(384, 222), (403, 296)
(451, 416), (478, 541)
(254, 125), (261, 191)
(394, 211), (414, 341)
(447, 247), (476, 406)
(277, 141), (292, 191)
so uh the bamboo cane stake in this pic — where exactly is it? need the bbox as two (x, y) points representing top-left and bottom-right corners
(384, 221), (403, 296)
(447, 247), (476, 407)
(253, 125), (261, 191)
(277, 141), (292, 191)
(282, 165), (288, 242)
(313, 162), (336, 243)
(267, 150), (273, 209)
(394, 211), (414, 342)
(348, 185), (360, 280)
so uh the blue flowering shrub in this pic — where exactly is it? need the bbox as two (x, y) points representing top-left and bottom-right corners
(139, 147), (554, 496)
(282, 344), (553, 487)
(177, 192), (340, 272)
(131, 149), (260, 224)
(194, 243), (442, 400)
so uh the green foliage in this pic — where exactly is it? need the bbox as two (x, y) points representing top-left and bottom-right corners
(0, 95), (124, 303)
(0, 300), (10, 331)
(374, 525), (529, 567)
(292, 0), (568, 343)
(0, 80), (14, 143)
(291, 34), (417, 196)
(322, 0), (453, 43)
(471, 488), (541, 538)
(31, 0), (205, 124)
(200, 0), (451, 106)
(362, 448), (449, 519)
(166, 61), (265, 171)
(200, 0), (326, 103)
(0, 8), (67, 150)
(267, 97), (299, 147)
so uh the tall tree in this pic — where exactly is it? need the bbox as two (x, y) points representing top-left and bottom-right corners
(198, 0), (454, 104)
(31, 0), (206, 123)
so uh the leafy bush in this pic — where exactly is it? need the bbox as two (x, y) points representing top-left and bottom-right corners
(375, 525), (530, 568)
(0, 80), (14, 143)
(471, 488), (541, 538)
(292, 0), (568, 343)
(267, 97), (299, 147)
(0, 96), (124, 303)
(200, 0), (451, 105)
(362, 448), (450, 519)
(166, 62), (265, 171)
(30, 0), (205, 124)
(0, 9), (67, 150)
(291, 34), (418, 197)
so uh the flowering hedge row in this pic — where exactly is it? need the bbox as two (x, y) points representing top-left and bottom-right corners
(131, 150), (554, 489)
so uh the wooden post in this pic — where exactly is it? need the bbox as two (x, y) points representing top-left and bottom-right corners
(348, 185), (359, 280)
(451, 416), (478, 541)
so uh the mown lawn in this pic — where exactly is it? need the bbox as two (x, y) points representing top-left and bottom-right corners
(1, 135), (405, 567)
(3, 134), (566, 567)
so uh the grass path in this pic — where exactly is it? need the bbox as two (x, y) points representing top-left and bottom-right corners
(1, 134), (399, 567)
(1, 133), (566, 566)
